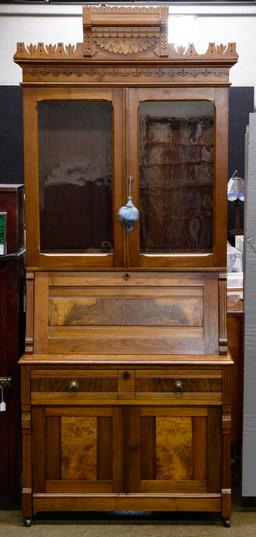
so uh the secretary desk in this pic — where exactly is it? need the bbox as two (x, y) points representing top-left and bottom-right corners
(14, 5), (238, 526)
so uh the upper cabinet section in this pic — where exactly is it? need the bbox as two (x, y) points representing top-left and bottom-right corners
(14, 4), (238, 270)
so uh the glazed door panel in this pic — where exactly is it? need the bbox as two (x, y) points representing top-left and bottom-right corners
(125, 406), (221, 494)
(23, 87), (124, 268)
(126, 87), (228, 269)
(31, 406), (123, 493)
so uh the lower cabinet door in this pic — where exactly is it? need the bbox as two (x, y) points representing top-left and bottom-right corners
(125, 406), (221, 494)
(31, 406), (123, 493)
(31, 404), (221, 496)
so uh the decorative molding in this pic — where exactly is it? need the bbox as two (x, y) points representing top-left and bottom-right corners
(84, 5), (166, 16)
(221, 489), (232, 495)
(219, 277), (227, 354)
(26, 271), (35, 280)
(82, 5), (168, 58)
(14, 41), (237, 64)
(222, 413), (232, 434)
(92, 29), (160, 57)
(23, 65), (230, 86)
(25, 271), (34, 355)
(22, 407), (31, 433)
(14, 42), (83, 60)
(168, 42), (237, 61)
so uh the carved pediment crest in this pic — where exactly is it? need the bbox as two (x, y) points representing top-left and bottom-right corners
(83, 5), (168, 58)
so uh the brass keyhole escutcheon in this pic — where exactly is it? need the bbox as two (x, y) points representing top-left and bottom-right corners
(122, 371), (130, 381)
(67, 379), (80, 393)
(122, 272), (130, 281)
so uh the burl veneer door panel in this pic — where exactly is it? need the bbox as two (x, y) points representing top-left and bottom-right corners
(31, 407), (123, 493)
(126, 406), (221, 494)
(126, 87), (228, 269)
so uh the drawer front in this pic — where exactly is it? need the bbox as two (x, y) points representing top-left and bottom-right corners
(31, 369), (135, 404)
(31, 367), (223, 406)
(135, 369), (223, 405)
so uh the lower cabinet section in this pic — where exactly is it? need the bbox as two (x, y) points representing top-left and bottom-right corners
(20, 363), (232, 524)
(32, 405), (221, 495)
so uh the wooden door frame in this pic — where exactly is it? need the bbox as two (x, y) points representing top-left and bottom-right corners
(23, 86), (125, 270)
(125, 87), (228, 270)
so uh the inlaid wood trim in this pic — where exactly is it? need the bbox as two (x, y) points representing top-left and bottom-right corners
(25, 272), (34, 353)
(203, 274), (219, 354)
(219, 273), (228, 354)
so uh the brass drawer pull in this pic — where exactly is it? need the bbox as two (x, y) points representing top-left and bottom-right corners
(67, 380), (80, 393)
(174, 380), (184, 395)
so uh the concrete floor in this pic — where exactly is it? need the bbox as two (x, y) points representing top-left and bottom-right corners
(0, 503), (256, 537)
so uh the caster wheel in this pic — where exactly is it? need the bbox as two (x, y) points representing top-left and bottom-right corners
(24, 518), (32, 527)
(223, 518), (231, 528)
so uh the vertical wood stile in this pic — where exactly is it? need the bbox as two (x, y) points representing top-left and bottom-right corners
(25, 272), (34, 353)
(219, 273), (228, 354)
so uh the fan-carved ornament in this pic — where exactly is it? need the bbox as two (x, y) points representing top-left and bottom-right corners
(93, 36), (159, 56)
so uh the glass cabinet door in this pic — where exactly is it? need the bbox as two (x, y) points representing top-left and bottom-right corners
(23, 88), (124, 268)
(126, 88), (228, 269)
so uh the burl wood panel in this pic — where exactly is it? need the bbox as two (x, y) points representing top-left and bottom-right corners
(156, 417), (192, 480)
(49, 293), (203, 327)
(61, 417), (97, 480)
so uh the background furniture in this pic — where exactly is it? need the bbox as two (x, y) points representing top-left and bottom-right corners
(0, 184), (24, 508)
(15, 5), (237, 526)
(227, 289), (244, 485)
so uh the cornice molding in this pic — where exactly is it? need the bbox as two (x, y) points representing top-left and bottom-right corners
(14, 41), (238, 63)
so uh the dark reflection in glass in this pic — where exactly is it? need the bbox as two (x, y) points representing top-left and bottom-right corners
(38, 100), (113, 253)
(139, 101), (214, 253)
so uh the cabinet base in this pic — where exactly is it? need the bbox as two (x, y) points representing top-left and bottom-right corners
(31, 493), (222, 515)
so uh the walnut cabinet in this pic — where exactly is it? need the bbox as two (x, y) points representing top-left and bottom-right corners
(14, 4), (238, 526)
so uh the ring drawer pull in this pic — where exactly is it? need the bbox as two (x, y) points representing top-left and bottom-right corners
(67, 380), (80, 393)
(174, 380), (184, 395)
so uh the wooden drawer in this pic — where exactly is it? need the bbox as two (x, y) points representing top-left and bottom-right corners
(31, 369), (135, 405)
(30, 367), (223, 406)
(135, 369), (223, 405)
